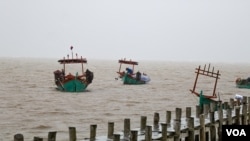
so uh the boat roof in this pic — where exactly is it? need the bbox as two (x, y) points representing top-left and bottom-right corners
(118, 59), (138, 65)
(58, 58), (87, 64)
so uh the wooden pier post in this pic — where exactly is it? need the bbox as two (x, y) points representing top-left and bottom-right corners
(14, 134), (24, 141)
(113, 134), (120, 141)
(175, 108), (182, 120)
(48, 131), (57, 141)
(166, 111), (171, 127)
(186, 117), (194, 141)
(107, 122), (114, 139)
(242, 96), (248, 125)
(199, 114), (205, 141)
(203, 104), (209, 118)
(235, 106), (241, 125)
(229, 98), (235, 109)
(145, 125), (152, 141)
(217, 101), (223, 141)
(209, 102), (216, 141)
(248, 97), (250, 124)
(90, 124), (97, 141)
(161, 123), (168, 141)
(33, 137), (43, 141)
(186, 107), (192, 118)
(153, 112), (160, 130)
(69, 127), (76, 141)
(140, 116), (147, 131)
(130, 130), (138, 141)
(124, 118), (130, 140)
(174, 119), (181, 141)
(196, 105), (201, 118)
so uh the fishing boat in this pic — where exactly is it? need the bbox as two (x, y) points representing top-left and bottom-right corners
(116, 58), (150, 84)
(190, 64), (221, 110)
(235, 77), (250, 89)
(53, 46), (94, 92)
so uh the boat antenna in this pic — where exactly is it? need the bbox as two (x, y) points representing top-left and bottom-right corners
(70, 46), (73, 59)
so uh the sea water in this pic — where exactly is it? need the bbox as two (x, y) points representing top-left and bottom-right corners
(0, 57), (250, 141)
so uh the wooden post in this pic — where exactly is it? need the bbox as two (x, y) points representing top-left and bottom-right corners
(199, 114), (205, 141)
(217, 101), (223, 141)
(166, 111), (171, 127)
(113, 134), (120, 141)
(140, 116), (147, 132)
(175, 108), (182, 120)
(145, 125), (152, 141)
(130, 130), (138, 141)
(33, 137), (43, 141)
(14, 134), (24, 141)
(107, 122), (114, 139)
(153, 112), (160, 130)
(229, 98), (235, 109)
(90, 124), (97, 141)
(227, 107), (233, 125)
(124, 118), (130, 140)
(196, 105), (201, 118)
(48, 131), (57, 141)
(248, 97), (250, 124)
(235, 106), (241, 125)
(161, 123), (168, 141)
(186, 117), (194, 141)
(203, 104), (209, 118)
(186, 107), (192, 118)
(69, 127), (76, 141)
(209, 102), (216, 141)
(174, 119), (181, 141)
(242, 96), (248, 125)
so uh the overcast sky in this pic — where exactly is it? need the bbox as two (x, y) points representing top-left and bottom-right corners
(0, 0), (249, 63)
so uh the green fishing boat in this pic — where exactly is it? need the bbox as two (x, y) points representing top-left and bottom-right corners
(53, 46), (94, 92)
(235, 77), (250, 89)
(117, 58), (150, 85)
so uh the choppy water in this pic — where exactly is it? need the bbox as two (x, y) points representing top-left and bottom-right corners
(1, 58), (250, 141)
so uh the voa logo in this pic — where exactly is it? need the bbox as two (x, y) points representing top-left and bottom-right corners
(226, 129), (246, 136)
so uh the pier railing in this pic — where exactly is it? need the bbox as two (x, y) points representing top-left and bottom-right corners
(13, 96), (250, 141)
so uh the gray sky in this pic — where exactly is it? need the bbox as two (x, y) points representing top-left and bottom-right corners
(0, 0), (249, 63)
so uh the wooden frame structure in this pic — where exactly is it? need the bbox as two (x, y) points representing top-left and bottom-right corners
(190, 64), (221, 99)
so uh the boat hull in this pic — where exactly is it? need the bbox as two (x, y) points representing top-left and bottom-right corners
(56, 79), (88, 92)
(122, 73), (150, 85)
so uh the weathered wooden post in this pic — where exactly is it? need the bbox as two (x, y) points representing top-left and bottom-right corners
(196, 105), (201, 118)
(48, 131), (57, 141)
(113, 134), (120, 141)
(161, 123), (168, 141)
(248, 97), (250, 124)
(203, 104), (209, 118)
(217, 101), (223, 141)
(186, 107), (192, 118)
(166, 111), (171, 127)
(199, 114), (205, 141)
(107, 122), (114, 139)
(140, 116), (147, 132)
(186, 117), (194, 141)
(69, 127), (77, 141)
(90, 124), (97, 141)
(242, 96), (248, 125)
(14, 134), (24, 141)
(209, 102), (216, 141)
(173, 119), (181, 141)
(145, 125), (152, 141)
(153, 112), (160, 130)
(176, 108), (182, 120)
(130, 130), (138, 141)
(124, 118), (130, 140)
(235, 106), (241, 125)
(226, 106), (233, 125)
(33, 137), (43, 141)
(229, 98), (235, 109)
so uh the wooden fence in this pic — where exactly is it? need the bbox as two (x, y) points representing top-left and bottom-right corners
(13, 96), (250, 141)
